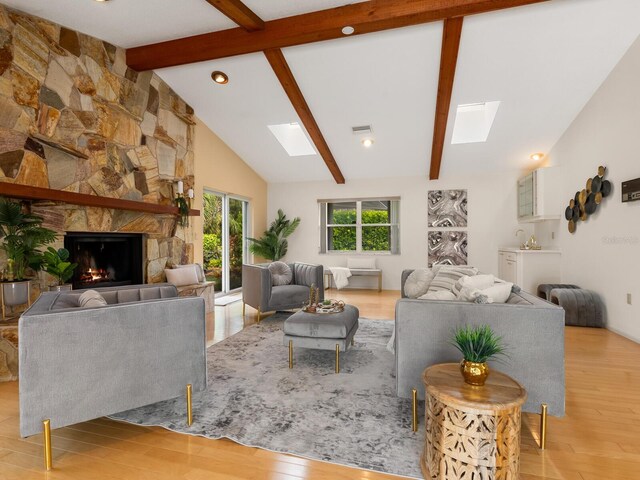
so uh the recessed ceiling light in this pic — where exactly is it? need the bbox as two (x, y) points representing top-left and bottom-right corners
(211, 71), (229, 84)
(268, 123), (317, 157)
(94, 0), (111, 2)
(342, 26), (355, 35)
(451, 101), (501, 144)
(530, 153), (545, 161)
(361, 138), (374, 148)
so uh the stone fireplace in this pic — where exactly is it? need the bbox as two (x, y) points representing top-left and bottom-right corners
(64, 232), (143, 289)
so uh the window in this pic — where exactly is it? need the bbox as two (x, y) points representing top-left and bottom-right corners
(319, 198), (400, 254)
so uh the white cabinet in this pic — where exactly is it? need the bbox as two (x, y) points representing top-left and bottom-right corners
(498, 248), (562, 295)
(518, 167), (562, 222)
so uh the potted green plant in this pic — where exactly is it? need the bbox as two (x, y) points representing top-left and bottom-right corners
(248, 209), (300, 261)
(0, 198), (56, 311)
(451, 325), (507, 386)
(42, 247), (78, 291)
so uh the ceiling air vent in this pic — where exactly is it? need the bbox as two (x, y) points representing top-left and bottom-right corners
(351, 125), (372, 135)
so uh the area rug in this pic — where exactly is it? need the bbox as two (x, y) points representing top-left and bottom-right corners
(110, 313), (423, 478)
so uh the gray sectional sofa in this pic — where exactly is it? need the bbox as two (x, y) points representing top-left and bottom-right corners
(19, 283), (207, 438)
(395, 270), (566, 416)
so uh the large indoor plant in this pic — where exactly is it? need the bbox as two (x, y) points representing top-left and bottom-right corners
(248, 209), (300, 261)
(452, 324), (506, 386)
(0, 198), (57, 307)
(42, 247), (78, 291)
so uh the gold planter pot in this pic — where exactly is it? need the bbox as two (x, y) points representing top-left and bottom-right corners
(460, 360), (489, 386)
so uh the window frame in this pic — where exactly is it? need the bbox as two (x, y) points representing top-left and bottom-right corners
(319, 198), (400, 255)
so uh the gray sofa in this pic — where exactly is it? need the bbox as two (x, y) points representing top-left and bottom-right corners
(242, 263), (324, 321)
(396, 270), (566, 416)
(19, 283), (207, 438)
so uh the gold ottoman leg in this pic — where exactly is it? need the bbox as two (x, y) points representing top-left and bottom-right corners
(412, 388), (418, 432)
(540, 403), (548, 449)
(187, 384), (193, 426)
(335, 344), (340, 374)
(289, 340), (293, 369)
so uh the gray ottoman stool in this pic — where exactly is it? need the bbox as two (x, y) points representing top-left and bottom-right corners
(283, 304), (359, 373)
(549, 288), (605, 328)
(537, 283), (581, 300)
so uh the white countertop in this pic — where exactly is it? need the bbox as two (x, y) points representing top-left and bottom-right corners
(499, 247), (561, 254)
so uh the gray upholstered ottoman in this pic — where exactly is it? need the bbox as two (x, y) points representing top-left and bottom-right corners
(283, 305), (359, 373)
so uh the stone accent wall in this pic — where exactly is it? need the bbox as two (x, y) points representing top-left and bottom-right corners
(0, 5), (195, 283)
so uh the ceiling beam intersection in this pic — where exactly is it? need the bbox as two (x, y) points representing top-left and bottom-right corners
(203, 0), (264, 32)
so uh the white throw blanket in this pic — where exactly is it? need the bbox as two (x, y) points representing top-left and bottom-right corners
(330, 267), (352, 290)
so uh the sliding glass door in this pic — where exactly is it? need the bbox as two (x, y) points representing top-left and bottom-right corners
(203, 190), (249, 294)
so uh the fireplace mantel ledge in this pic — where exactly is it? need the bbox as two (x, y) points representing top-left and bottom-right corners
(0, 182), (200, 217)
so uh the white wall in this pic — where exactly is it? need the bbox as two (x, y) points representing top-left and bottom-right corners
(268, 172), (533, 291)
(534, 36), (640, 342)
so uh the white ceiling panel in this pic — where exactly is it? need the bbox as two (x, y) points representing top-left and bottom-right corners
(282, 24), (443, 180)
(442, 0), (640, 176)
(156, 53), (334, 183)
(1, 0), (366, 48)
(1, 0), (236, 47)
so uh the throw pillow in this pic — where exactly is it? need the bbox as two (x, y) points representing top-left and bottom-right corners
(347, 257), (376, 270)
(457, 285), (483, 303)
(165, 266), (199, 286)
(78, 290), (107, 308)
(481, 282), (513, 304)
(418, 290), (457, 301)
(268, 261), (293, 286)
(174, 263), (205, 283)
(427, 266), (479, 293)
(404, 268), (435, 299)
(453, 274), (495, 298)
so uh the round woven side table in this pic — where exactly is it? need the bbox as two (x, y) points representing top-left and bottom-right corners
(421, 363), (527, 480)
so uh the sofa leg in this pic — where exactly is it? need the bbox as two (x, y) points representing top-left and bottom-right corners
(540, 403), (548, 449)
(351, 337), (355, 346)
(257, 307), (262, 324)
(187, 384), (193, 426)
(289, 340), (293, 369)
(412, 389), (418, 432)
(335, 344), (340, 374)
(43, 419), (52, 471)
(242, 302), (245, 317)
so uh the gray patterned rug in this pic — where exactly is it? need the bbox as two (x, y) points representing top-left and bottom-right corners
(110, 313), (423, 478)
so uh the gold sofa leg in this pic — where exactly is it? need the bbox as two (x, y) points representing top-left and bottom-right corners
(335, 344), (340, 374)
(257, 307), (262, 324)
(43, 419), (52, 471)
(289, 340), (293, 369)
(412, 388), (418, 432)
(540, 403), (548, 449)
(187, 384), (193, 426)
(242, 302), (245, 317)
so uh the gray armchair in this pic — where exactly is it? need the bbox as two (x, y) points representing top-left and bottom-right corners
(242, 263), (324, 322)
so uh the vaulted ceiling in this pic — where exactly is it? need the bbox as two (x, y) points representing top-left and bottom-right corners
(6, 0), (640, 183)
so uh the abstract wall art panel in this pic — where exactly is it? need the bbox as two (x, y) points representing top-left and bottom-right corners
(428, 231), (468, 267)
(428, 190), (468, 227)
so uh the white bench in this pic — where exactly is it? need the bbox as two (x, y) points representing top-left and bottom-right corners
(324, 268), (382, 292)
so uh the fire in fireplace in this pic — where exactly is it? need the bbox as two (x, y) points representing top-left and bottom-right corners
(64, 233), (143, 290)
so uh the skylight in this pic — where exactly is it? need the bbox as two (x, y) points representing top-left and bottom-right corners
(268, 123), (317, 156)
(451, 101), (501, 144)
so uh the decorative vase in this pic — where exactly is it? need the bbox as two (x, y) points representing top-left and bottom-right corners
(2, 280), (30, 306)
(460, 360), (489, 386)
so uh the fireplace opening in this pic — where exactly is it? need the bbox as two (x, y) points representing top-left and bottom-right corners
(64, 233), (144, 290)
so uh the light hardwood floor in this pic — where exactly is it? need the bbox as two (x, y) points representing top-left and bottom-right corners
(1, 288), (639, 479)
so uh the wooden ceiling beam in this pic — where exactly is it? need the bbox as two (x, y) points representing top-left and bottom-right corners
(429, 17), (464, 181)
(203, 0), (264, 32)
(264, 49), (345, 184)
(127, 0), (549, 70)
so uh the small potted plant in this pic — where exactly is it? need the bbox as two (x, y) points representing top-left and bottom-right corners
(451, 324), (506, 386)
(42, 247), (78, 291)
